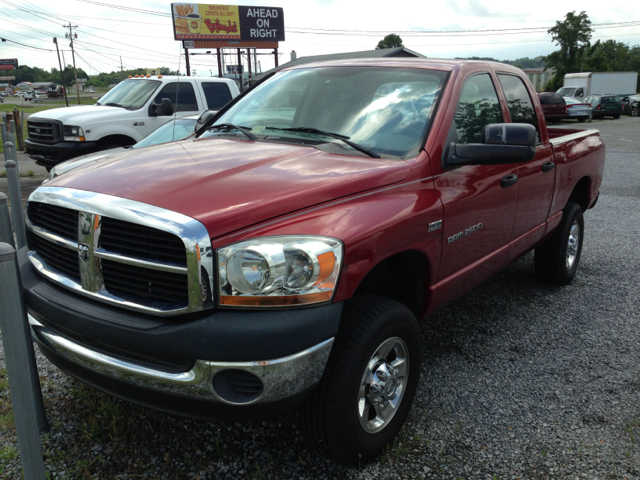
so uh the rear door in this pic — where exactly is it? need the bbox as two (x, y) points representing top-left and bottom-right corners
(200, 81), (234, 110)
(497, 74), (555, 262)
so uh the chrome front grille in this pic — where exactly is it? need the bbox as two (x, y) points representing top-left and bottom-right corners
(27, 119), (62, 144)
(31, 234), (80, 281)
(100, 217), (187, 264)
(26, 188), (214, 316)
(101, 260), (189, 305)
(28, 202), (78, 240)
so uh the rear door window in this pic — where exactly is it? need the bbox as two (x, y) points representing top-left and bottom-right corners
(201, 82), (233, 110)
(497, 74), (540, 142)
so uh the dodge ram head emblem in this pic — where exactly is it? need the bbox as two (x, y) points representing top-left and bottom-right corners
(78, 243), (90, 263)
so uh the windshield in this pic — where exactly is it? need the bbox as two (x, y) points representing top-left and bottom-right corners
(203, 67), (448, 158)
(96, 80), (161, 110)
(134, 117), (197, 149)
(557, 87), (576, 96)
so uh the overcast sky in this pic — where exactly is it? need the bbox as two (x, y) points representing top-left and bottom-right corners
(1, 0), (640, 77)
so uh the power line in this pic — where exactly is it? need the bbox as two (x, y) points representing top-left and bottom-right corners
(74, 0), (171, 17)
(70, 0), (640, 37)
(1, 37), (56, 51)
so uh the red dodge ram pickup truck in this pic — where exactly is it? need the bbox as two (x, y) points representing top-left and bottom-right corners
(20, 59), (605, 464)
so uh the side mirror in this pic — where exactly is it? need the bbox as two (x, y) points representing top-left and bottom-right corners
(444, 123), (536, 170)
(196, 110), (216, 130)
(149, 97), (175, 117)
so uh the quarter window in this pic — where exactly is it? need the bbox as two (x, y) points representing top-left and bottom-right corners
(452, 73), (503, 144)
(497, 74), (540, 141)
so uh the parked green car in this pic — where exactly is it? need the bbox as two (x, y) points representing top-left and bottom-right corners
(584, 95), (623, 119)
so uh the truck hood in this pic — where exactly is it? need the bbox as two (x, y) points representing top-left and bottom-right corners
(46, 138), (410, 238)
(29, 105), (128, 123)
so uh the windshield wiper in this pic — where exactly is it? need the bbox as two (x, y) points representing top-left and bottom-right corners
(265, 127), (380, 158)
(208, 123), (257, 140)
(103, 102), (125, 108)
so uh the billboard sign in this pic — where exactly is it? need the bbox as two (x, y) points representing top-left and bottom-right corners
(146, 68), (162, 75)
(172, 4), (284, 42)
(0, 59), (19, 71)
(0, 76), (16, 81)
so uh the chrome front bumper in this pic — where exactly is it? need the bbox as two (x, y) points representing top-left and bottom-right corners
(29, 315), (333, 406)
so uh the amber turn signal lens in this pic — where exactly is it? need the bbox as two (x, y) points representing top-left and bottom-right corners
(313, 251), (335, 286)
(220, 290), (332, 307)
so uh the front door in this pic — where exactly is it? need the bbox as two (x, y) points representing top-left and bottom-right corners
(433, 72), (518, 307)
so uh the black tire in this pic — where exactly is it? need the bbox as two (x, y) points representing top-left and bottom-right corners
(535, 202), (584, 285)
(300, 295), (421, 465)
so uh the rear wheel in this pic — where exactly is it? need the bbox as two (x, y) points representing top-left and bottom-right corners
(300, 295), (421, 465)
(535, 202), (584, 285)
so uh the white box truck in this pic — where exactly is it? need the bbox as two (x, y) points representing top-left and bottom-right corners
(557, 71), (638, 98)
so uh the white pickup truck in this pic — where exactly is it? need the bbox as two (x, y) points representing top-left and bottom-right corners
(25, 75), (239, 170)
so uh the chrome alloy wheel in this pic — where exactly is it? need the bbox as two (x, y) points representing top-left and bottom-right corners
(566, 220), (580, 269)
(358, 337), (409, 433)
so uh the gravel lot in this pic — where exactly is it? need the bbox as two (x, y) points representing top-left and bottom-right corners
(0, 117), (639, 479)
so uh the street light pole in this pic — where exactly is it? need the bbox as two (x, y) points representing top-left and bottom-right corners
(52, 38), (69, 107)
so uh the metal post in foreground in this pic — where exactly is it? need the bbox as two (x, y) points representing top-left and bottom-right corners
(4, 159), (26, 250)
(0, 121), (6, 147)
(0, 243), (47, 479)
(0, 193), (15, 248)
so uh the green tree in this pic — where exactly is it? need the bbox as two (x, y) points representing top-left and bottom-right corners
(544, 11), (594, 90)
(376, 34), (403, 50)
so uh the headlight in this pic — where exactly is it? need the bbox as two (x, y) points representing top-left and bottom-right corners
(217, 236), (343, 307)
(63, 125), (85, 141)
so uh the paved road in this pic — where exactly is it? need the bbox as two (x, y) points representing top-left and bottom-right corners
(556, 116), (640, 200)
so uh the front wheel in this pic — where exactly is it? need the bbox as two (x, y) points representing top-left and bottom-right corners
(632, 107), (639, 117)
(300, 295), (421, 465)
(535, 202), (584, 285)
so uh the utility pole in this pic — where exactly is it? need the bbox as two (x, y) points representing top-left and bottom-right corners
(120, 56), (124, 80)
(64, 23), (81, 105)
(52, 37), (69, 107)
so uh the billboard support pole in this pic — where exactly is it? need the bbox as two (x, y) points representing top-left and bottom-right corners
(237, 48), (242, 89)
(254, 48), (258, 74)
(185, 48), (191, 76)
(247, 49), (252, 86)
(217, 49), (223, 78)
